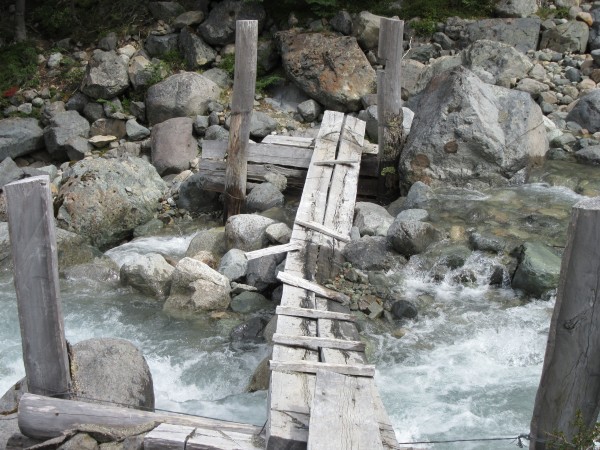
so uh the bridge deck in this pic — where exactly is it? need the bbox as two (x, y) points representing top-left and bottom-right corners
(266, 111), (401, 450)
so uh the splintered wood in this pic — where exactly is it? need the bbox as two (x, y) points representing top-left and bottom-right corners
(267, 111), (401, 450)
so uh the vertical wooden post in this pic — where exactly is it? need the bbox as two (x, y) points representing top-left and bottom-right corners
(377, 17), (404, 204)
(224, 20), (258, 222)
(4, 175), (71, 398)
(529, 196), (600, 449)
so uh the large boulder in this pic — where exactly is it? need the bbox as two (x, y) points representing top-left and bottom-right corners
(120, 253), (174, 299)
(512, 242), (561, 297)
(178, 27), (217, 69)
(387, 219), (439, 258)
(144, 34), (179, 58)
(0, 118), (44, 160)
(71, 338), (154, 409)
(566, 89), (600, 133)
(246, 254), (283, 291)
(145, 72), (221, 125)
(462, 40), (533, 87)
(218, 248), (247, 281)
(185, 228), (227, 257)
(354, 202), (394, 237)
(352, 11), (383, 50)
(151, 117), (197, 175)
(225, 214), (276, 251)
(44, 110), (90, 161)
(342, 235), (403, 271)
(198, 0), (266, 46)
(56, 157), (167, 250)
(80, 50), (130, 100)
(540, 20), (589, 54)
(164, 257), (231, 314)
(277, 30), (376, 112)
(128, 54), (156, 91)
(246, 182), (284, 213)
(176, 172), (221, 214)
(225, 111), (278, 139)
(464, 18), (541, 53)
(494, 0), (538, 18)
(399, 67), (548, 189)
(589, 6), (600, 51)
(148, 1), (185, 21)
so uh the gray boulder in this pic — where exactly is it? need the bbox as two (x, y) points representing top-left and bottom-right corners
(246, 254), (283, 291)
(540, 20), (589, 54)
(65, 92), (89, 113)
(230, 292), (271, 314)
(56, 157), (167, 250)
(146, 72), (221, 125)
(264, 172), (287, 192)
(185, 228), (227, 257)
(330, 10), (353, 36)
(178, 27), (216, 69)
(164, 257), (231, 314)
(297, 99), (322, 123)
(64, 135), (92, 160)
(403, 181), (432, 210)
(391, 300), (418, 320)
(575, 146), (600, 165)
(126, 119), (150, 140)
(354, 202), (394, 237)
(225, 214), (276, 251)
(151, 117), (197, 175)
(120, 253), (174, 299)
(71, 338), (154, 409)
(44, 110), (90, 161)
(0, 118), (44, 160)
(342, 235), (403, 271)
(148, 1), (185, 21)
(360, 105), (414, 143)
(173, 11), (205, 29)
(465, 18), (541, 53)
(128, 54), (156, 91)
(277, 31), (376, 112)
(246, 182), (284, 213)
(204, 124), (229, 140)
(198, 0), (266, 46)
(589, 6), (600, 51)
(462, 40), (533, 87)
(352, 11), (383, 50)
(494, 0), (538, 17)
(224, 111), (277, 139)
(98, 32), (118, 51)
(40, 101), (66, 126)
(81, 50), (130, 100)
(512, 242), (561, 297)
(0, 158), (24, 188)
(218, 248), (248, 281)
(266, 222), (291, 244)
(90, 118), (126, 139)
(566, 89), (600, 133)
(176, 172), (221, 214)
(387, 219), (439, 257)
(145, 34), (179, 58)
(399, 67), (548, 189)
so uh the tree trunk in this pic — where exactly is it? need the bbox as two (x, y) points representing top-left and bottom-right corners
(15, 0), (26, 42)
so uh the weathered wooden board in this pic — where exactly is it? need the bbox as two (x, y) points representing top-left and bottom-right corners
(296, 219), (351, 243)
(245, 242), (302, 261)
(273, 334), (365, 352)
(275, 306), (356, 322)
(370, 382), (403, 450)
(261, 135), (315, 148)
(18, 394), (261, 441)
(4, 176), (71, 399)
(270, 360), (375, 377)
(145, 423), (262, 450)
(307, 370), (383, 450)
(145, 424), (195, 450)
(529, 196), (600, 449)
(277, 272), (349, 304)
(203, 140), (314, 168)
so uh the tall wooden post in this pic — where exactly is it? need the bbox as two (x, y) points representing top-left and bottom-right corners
(377, 17), (404, 203)
(529, 196), (600, 449)
(4, 175), (71, 398)
(224, 20), (258, 222)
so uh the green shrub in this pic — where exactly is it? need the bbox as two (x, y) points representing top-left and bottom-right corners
(548, 411), (600, 450)
(0, 42), (39, 94)
(218, 53), (236, 78)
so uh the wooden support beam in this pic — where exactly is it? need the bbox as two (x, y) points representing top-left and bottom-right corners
(4, 175), (71, 399)
(277, 271), (350, 304)
(529, 196), (600, 449)
(275, 306), (356, 322)
(18, 394), (261, 441)
(313, 160), (359, 166)
(245, 242), (302, 261)
(307, 370), (383, 450)
(377, 18), (404, 203)
(270, 361), (375, 377)
(295, 219), (351, 243)
(203, 140), (314, 168)
(272, 334), (365, 352)
(224, 20), (258, 221)
(261, 135), (315, 148)
(145, 423), (261, 450)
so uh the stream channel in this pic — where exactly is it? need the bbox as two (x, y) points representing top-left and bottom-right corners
(1, 159), (599, 449)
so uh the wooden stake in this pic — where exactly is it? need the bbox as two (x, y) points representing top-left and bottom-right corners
(377, 18), (404, 203)
(223, 20), (258, 222)
(529, 196), (600, 449)
(4, 176), (71, 398)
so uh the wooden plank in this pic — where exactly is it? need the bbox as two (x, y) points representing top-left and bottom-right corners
(203, 140), (314, 168)
(200, 160), (307, 187)
(529, 196), (600, 449)
(313, 160), (359, 166)
(296, 219), (351, 243)
(276, 306), (356, 322)
(272, 334), (365, 352)
(224, 20), (258, 220)
(270, 361), (375, 377)
(4, 176), (71, 399)
(370, 381), (403, 450)
(262, 135), (314, 148)
(18, 394), (261, 440)
(277, 271), (350, 304)
(307, 370), (384, 450)
(145, 424), (195, 450)
(187, 427), (261, 449)
(245, 242), (302, 261)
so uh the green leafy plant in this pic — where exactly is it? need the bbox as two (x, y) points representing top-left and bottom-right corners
(218, 53), (236, 78)
(548, 411), (600, 450)
(0, 41), (39, 99)
(256, 73), (284, 94)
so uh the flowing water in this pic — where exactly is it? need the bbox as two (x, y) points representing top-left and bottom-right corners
(0, 161), (598, 448)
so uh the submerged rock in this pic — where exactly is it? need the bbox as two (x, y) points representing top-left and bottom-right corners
(120, 253), (174, 299)
(387, 218), (440, 258)
(512, 242), (561, 297)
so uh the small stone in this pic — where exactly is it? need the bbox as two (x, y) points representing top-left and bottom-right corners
(264, 171), (287, 192)
(17, 103), (32, 115)
(47, 52), (63, 68)
(88, 135), (117, 148)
